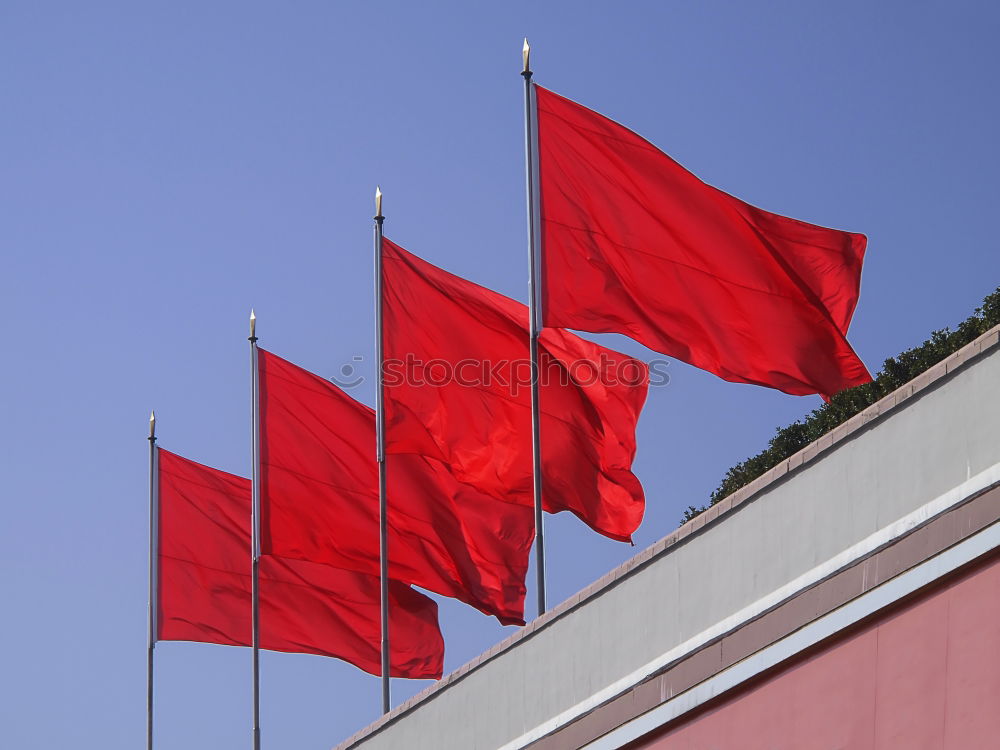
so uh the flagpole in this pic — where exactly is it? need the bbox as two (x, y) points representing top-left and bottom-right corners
(521, 39), (546, 616)
(249, 310), (262, 750)
(147, 410), (158, 750)
(373, 187), (391, 713)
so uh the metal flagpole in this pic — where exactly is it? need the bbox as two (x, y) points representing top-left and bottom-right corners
(249, 310), (262, 750)
(147, 410), (158, 750)
(373, 187), (391, 713)
(521, 39), (546, 616)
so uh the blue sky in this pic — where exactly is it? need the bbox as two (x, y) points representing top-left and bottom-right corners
(2, 1), (999, 748)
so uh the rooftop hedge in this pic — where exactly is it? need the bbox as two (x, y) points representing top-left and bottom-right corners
(680, 286), (1000, 526)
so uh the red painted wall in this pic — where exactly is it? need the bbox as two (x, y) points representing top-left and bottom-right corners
(633, 554), (1000, 749)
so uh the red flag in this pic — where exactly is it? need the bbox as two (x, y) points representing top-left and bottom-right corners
(157, 449), (444, 679)
(381, 238), (648, 543)
(257, 349), (534, 625)
(535, 85), (872, 400)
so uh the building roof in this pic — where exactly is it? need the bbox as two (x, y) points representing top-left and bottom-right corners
(337, 323), (1000, 750)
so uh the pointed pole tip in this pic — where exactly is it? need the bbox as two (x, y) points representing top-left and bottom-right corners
(149, 410), (156, 439)
(249, 308), (257, 339)
(375, 186), (383, 219)
(522, 38), (530, 74)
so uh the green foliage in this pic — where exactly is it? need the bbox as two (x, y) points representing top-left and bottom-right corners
(680, 287), (1000, 526)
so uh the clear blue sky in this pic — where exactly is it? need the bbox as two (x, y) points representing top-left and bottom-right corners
(3, 1), (999, 747)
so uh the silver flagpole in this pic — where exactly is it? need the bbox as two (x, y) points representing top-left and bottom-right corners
(249, 310), (262, 750)
(147, 410), (158, 750)
(521, 39), (546, 616)
(373, 187), (391, 713)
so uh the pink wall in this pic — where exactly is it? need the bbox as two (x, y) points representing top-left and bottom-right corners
(633, 554), (1000, 750)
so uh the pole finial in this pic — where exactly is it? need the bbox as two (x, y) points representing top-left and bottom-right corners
(249, 308), (256, 340)
(375, 186), (383, 220)
(149, 410), (156, 439)
(522, 38), (530, 74)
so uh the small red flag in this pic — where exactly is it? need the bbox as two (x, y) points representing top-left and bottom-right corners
(382, 238), (648, 543)
(535, 85), (872, 399)
(157, 449), (444, 679)
(257, 349), (534, 625)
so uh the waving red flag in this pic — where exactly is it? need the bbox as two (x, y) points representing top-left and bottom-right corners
(157, 449), (443, 679)
(257, 349), (533, 625)
(535, 85), (872, 399)
(381, 238), (648, 543)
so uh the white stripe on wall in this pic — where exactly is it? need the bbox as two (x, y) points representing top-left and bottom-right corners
(500, 462), (1000, 750)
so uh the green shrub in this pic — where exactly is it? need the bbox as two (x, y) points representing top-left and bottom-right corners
(680, 287), (1000, 526)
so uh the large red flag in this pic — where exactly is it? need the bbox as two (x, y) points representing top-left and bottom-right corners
(157, 448), (443, 679)
(257, 349), (534, 625)
(381, 238), (648, 543)
(535, 85), (872, 400)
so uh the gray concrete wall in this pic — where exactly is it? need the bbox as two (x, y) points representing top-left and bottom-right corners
(339, 331), (1000, 750)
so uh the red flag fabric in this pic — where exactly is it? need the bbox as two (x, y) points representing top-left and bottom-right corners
(381, 238), (648, 543)
(257, 349), (534, 625)
(535, 84), (872, 400)
(156, 448), (444, 679)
